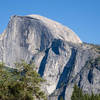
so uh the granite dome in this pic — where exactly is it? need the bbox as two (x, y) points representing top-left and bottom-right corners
(0, 15), (100, 100)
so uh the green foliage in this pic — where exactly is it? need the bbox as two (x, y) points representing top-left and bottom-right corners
(60, 96), (64, 100)
(71, 84), (83, 100)
(0, 61), (47, 100)
(71, 84), (100, 100)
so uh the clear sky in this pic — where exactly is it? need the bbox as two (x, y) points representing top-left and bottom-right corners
(0, 0), (100, 44)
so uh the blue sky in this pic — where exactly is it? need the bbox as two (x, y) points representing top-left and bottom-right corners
(0, 0), (100, 44)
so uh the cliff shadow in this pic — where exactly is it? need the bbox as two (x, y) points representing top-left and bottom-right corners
(56, 48), (77, 100)
(51, 39), (66, 55)
(38, 48), (49, 77)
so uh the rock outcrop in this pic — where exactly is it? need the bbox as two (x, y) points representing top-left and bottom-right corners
(0, 15), (100, 100)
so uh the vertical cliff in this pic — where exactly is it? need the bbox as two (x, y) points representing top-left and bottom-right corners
(0, 15), (100, 100)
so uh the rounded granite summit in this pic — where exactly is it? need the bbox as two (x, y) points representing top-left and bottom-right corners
(0, 15), (100, 100)
(0, 14), (82, 66)
(27, 14), (82, 44)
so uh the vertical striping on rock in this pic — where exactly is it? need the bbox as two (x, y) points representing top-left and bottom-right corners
(0, 15), (100, 100)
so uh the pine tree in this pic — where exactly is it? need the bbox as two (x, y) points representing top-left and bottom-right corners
(0, 61), (47, 100)
(15, 60), (47, 100)
(71, 84), (100, 100)
(71, 84), (84, 100)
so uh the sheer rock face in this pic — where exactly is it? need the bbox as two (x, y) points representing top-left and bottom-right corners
(0, 15), (100, 100)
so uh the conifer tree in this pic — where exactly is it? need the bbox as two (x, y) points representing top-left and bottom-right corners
(0, 61), (47, 100)
(71, 84), (100, 100)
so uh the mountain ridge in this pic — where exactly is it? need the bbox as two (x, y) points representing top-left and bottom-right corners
(0, 15), (100, 100)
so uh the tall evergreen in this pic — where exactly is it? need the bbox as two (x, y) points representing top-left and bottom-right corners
(0, 61), (47, 100)
(71, 84), (100, 100)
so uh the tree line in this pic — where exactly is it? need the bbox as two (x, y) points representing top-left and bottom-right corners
(0, 61), (47, 100)
(71, 84), (100, 100)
